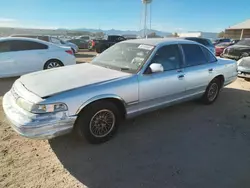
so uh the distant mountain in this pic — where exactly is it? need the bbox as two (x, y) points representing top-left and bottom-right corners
(71, 28), (171, 37)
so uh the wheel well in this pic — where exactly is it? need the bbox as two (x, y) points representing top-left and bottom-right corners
(214, 75), (225, 87)
(44, 59), (64, 69)
(78, 98), (127, 119)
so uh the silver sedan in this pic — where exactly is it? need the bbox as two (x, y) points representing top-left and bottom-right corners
(3, 38), (238, 144)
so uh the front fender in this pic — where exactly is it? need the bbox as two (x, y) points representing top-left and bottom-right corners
(75, 94), (126, 114)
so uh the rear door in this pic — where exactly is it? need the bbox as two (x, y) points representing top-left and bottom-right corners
(180, 44), (217, 96)
(9, 40), (49, 74)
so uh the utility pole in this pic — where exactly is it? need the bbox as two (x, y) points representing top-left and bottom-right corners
(141, 0), (152, 38)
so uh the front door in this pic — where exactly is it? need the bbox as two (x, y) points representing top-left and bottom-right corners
(138, 44), (186, 111)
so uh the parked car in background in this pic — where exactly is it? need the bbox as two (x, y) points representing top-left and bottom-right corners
(67, 38), (89, 49)
(3, 38), (237, 144)
(213, 38), (231, 45)
(183, 37), (215, 54)
(0, 37), (76, 78)
(10, 34), (79, 54)
(59, 39), (79, 53)
(221, 38), (250, 60)
(215, 42), (231, 56)
(91, 35), (126, 53)
(237, 57), (250, 80)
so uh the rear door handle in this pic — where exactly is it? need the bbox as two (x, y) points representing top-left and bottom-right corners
(208, 68), (213, 72)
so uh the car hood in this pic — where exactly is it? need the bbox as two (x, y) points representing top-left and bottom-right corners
(19, 63), (131, 98)
(227, 45), (250, 50)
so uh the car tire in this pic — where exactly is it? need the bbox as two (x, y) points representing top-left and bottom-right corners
(74, 101), (121, 144)
(44, 59), (64, 70)
(201, 78), (221, 105)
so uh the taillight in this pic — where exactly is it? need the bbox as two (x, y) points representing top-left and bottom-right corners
(65, 50), (73, 55)
(92, 40), (95, 47)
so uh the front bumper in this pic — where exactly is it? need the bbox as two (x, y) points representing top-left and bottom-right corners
(3, 91), (77, 139)
(221, 53), (240, 60)
(238, 72), (250, 78)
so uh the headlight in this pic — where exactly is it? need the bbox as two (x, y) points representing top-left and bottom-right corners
(17, 98), (68, 114)
(237, 58), (243, 66)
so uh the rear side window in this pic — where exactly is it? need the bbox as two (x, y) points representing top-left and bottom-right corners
(10, 40), (48, 51)
(0, 41), (11, 52)
(201, 46), (217, 63)
(181, 44), (207, 67)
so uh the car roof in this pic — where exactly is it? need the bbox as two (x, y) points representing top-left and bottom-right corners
(181, 37), (209, 40)
(0, 37), (52, 45)
(122, 38), (197, 46)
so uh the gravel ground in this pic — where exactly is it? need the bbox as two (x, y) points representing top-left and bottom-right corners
(1, 52), (250, 188)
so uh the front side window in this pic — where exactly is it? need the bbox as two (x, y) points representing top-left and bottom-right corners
(92, 43), (154, 73)
(0, 41), (11, 52)
(151, 44), (182, 71)
(181, 44), (207, 67)
(10, 40), (48, 51)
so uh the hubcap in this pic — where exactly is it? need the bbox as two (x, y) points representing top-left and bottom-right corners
(47, 62), (61, 69)
(89, 109), (115, 138)
(208, 83), (219, 101)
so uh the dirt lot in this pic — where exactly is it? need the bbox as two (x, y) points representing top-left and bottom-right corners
(1, 51), (250, 188)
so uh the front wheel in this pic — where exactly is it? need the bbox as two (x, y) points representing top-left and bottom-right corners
(74, 101), (121, 144)
(201, 78), (221, 105)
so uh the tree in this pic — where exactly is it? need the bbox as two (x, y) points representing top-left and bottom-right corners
(218, 31), (225, 38)
(147, 32), (157, 38)
(173, 32), (179, 37)
(95, 32), (104, 38)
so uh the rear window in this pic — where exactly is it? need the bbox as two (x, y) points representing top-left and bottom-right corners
(185, 38), (209, 46)
(38, 36), (49, 42)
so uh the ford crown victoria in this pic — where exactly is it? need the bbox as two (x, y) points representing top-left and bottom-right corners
(3, 38), (238, 144)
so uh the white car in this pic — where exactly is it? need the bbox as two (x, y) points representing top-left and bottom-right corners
(10, 35), (79, 54)
(59, 39), (79, 53)
(0, 37), (76, 78)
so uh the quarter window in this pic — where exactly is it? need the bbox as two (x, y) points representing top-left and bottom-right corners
(181, 44), (207, 67)
(201, 46), (217, 63)
(151, 44), (182, 71)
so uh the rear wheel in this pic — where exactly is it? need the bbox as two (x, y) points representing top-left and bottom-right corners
(44, 59), (64, 70)
(74, 101), (121, 144)
(201, 78), (221, 104)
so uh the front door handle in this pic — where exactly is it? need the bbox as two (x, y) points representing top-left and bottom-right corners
(208, 68), (213, 72)
(178, 74), (185, 79)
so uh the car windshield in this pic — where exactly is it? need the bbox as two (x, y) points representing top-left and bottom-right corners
(91, 43), (154, 73)
(236, 39), (250, 46)
(216, 42), (230, 47)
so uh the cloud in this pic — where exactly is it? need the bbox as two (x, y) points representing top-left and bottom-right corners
(0, 18), (16, 22)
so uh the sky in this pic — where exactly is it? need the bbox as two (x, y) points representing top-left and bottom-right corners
(0, 0), (250, 32)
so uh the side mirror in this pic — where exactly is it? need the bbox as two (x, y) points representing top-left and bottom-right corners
(149, 63), (164, 73)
